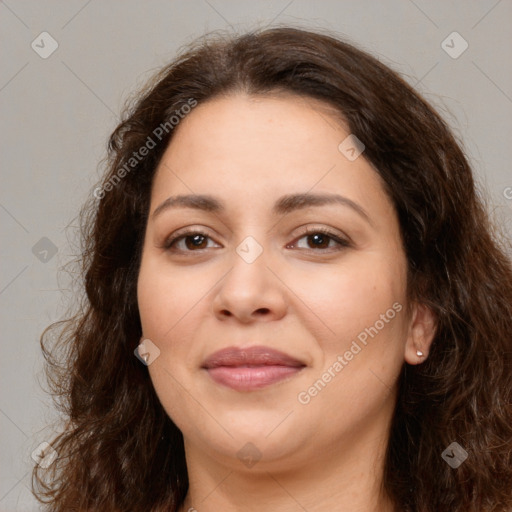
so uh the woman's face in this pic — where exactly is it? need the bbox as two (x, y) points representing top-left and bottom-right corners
(137, 93), (425, 471)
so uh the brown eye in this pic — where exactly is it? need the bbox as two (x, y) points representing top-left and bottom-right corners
(291, 229), (349, 251)
(306, 233), (331, 249)
(184, 234), (208, 250)
(164, 231), (221, 253)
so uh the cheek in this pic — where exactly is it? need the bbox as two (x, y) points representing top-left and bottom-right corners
(138, 260), (206, 430)
(293, 251), (407, 347)
(137, 257), (209, 340)
(137, 255), (224, 401)
(294, 263), (407, 432)
(137, 262), (198, 406)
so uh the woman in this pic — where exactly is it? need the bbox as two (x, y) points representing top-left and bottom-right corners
(33, 27), (512, 511)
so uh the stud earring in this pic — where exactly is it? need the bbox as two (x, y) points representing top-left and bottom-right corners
(416, 350), (424, 357)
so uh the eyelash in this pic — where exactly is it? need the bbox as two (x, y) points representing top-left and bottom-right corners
(162, 227), (350, 254)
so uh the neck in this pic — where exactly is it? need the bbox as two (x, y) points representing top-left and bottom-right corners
(179, 413), (395, 512)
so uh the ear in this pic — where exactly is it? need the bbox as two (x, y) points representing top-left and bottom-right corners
(404, 302), (437, 365)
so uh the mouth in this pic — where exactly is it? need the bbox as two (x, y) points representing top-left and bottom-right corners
(202, 346), (306, 391)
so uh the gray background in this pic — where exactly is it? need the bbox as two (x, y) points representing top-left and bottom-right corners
(1, 1), (511, 510)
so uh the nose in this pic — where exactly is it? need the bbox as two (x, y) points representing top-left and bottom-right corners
(212, 247), (287, 323)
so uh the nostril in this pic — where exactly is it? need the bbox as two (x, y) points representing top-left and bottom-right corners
(255, 308), (270, 315)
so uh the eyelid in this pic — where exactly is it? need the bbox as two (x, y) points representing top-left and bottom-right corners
(161, 225), (351, 253)
(161, 227), (222, 250)
(287, 226), (351, 250)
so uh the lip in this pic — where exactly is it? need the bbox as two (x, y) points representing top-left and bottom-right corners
(202, 346), (306, 391)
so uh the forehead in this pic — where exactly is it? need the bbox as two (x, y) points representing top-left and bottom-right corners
(150, 93), (389, 217)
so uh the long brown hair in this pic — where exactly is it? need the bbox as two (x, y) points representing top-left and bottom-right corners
(33, 27), (512, 511)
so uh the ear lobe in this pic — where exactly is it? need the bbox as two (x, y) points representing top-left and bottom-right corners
(404, 302), (437, 365)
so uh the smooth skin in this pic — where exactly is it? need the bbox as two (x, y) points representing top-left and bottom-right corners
(137, 93), (436, 512)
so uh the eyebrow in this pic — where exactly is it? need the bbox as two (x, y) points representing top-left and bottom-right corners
(152, 192), (372, 224)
